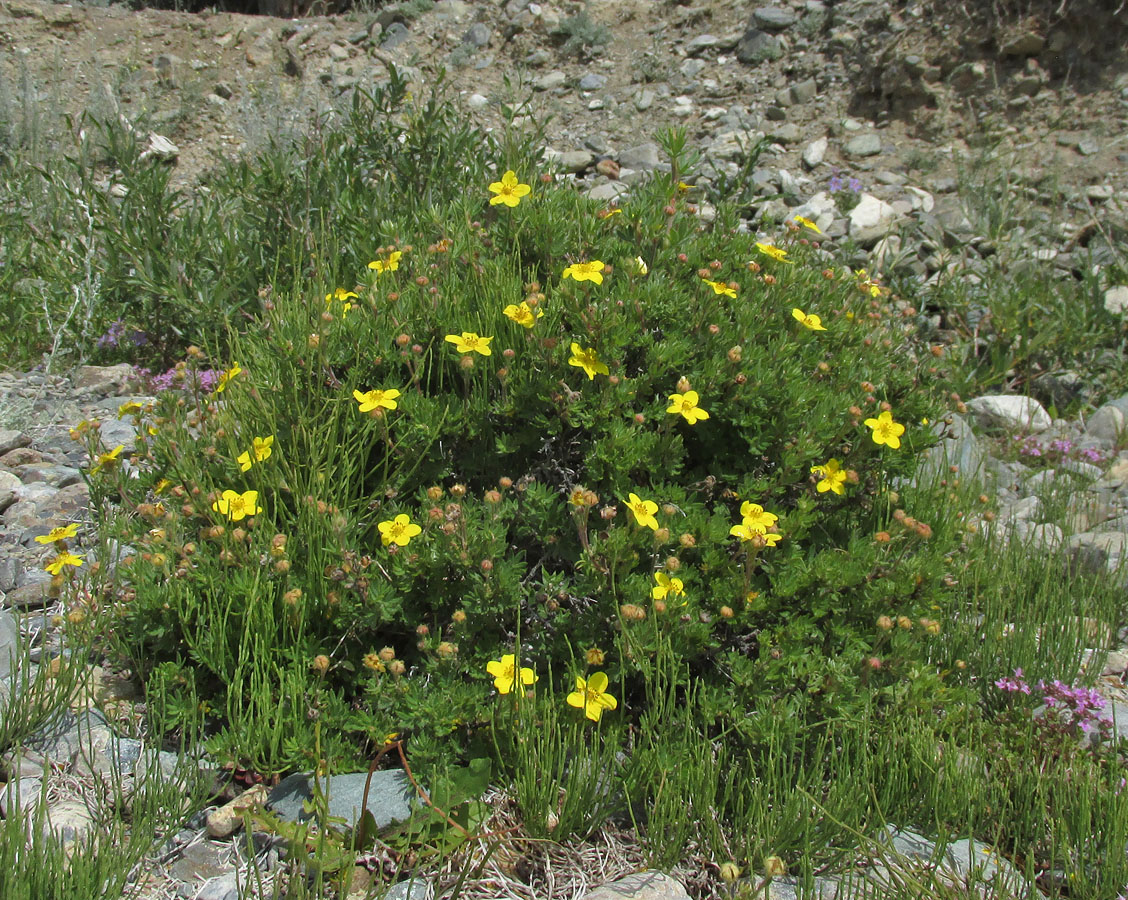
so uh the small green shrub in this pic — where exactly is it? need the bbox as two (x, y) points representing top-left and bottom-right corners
(554, 7), (612, 60)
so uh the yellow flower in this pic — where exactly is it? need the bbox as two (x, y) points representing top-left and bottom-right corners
(562, 260), (605, 285)
(864, 410), (906, 449)
(117, 401), (143, 418)
(792, 308), (827, 331)
(626, 492), (659, 530)
(368, 250), (403, 274)
(811, 458), (847, 495)
(651, 572), (685, 601)
(729, 523), (782, 547)
(35, 524), (80, 544)
(485, 654), (537, 694)
(667, 390), (710, 425)
(377, 513), (422, 547)
(445, 332), (493, 355)
(155, 478), (172, 494)
(212, 489), (261, 522)
(740, 502), (778, 531)
(634, 256), (649, 276)
(756, 242), (793, 263)
(503, 302), (544, 329)
(567, 671), (618, 722)
(702, 278), (737, 298)
(568, 342), (609, 380)
(325, 287), (357, 316)
(353, 388), (402, 412)
(598, 207), (622, 219)
(215, 364), (242, 393)
(488, 170), (531, 208)
(237, 435), (275, 472)
(90, 444), (124, 475)
(45, 551), (84, 575)
(793, 215), (821, 234)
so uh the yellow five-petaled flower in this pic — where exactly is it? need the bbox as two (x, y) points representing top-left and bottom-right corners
(35, 524), (80, 545)
(488, 170), (532, 208)
(864, 410), (905, 449)
(702, 278), (737, 298)
(237, 435), (275, 472)
(562, 260), (605, 285)
(212, 489), (261, 522)
(326, 287), (358, 316)
(811, 458), (847, 495)
(368, 250), (403, 275)
(353, 388), (401, 413)
(485, 654), (538, 694)
(45, 551), (84, 576)
(215, 364), (242, 393)
(740, 501), (778, 531)
(730, 522), (782, 547)
(792, 308), (827, 331)
(90, 444), (124, 476)
(567, 671), (618, 722)
(568, 342), (609, 380)
(652, 572), (685, 601)
(625, 492), (659, 530)
(503, 301), (544, 329)
(667, 390), (710, 425)
(445, 332), (493, 356)
(378, 513), (422, 548)
(756, 242), (793, 263)
(793, 215), (821, 234)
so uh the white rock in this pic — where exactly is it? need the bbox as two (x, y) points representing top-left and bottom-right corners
(139, 133), (179, 163)
(848, 193), (901, 246)
(966, 395), (1052, 433)
(466, 93), (489, 109)
(581, 871), (690, 900)
(802, 136), (828, 169)
(905, 185), (935, 212)
(1104, 285), (1128, 316)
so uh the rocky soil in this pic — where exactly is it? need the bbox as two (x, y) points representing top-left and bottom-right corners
(2, 0), (1128, 898)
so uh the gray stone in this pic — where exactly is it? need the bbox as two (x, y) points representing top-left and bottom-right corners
(0, 608), (18, 678)
(765, 876), (839, 899)
(461, 23), (490, 48)
(587, 182), (629, 202)
(752, 7), (797, 31)
(1104, 285), (1128, 316)
(134, 748), (183, 783)
(578, 73), (607, 91)
(844, 133), (882, 158)
(916, 415), (985, 483)
(802, 136), (827, 169)
(618, 142), (661, 171)
(0, 776), (42, 817)
(267, 770), (419, 831)
(547, 149), (594, 173)
(0, 469), (18, 513)
(634, 89), (655, 111)
(1087, 405), (1126, 444)
(169, 840), (235, 884)
(15, 464), (81, 488)
(4, 581), (50, 608)
(1070, 531), (1128, 574)
(41, 799), (96, 846)
(967, 395), (1052, 433)
(533, 71), (566, 91)
(791, 78), (817, 103)
(1077, 137), (1099, 156)
(848, 194), (901, 246)
(736, 29), (783, 65)
(581, 870), (691, 900)
(192, 870), (239, 900)
(0, 430), (31, 455)
(382, 880), (433, 900)
(769, 123), (801, 145)
(72, 364), (134, 393)
(685, 34), (718, 56)
(36, 481), (89, 521)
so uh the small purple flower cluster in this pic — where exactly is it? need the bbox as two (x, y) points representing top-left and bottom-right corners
(134, 366), (221, 394)
(1013, 435), (1106, 466)
(96, 319), (149, 350)
(995, 668), (1113, 742)
(828, 173), (863, 194)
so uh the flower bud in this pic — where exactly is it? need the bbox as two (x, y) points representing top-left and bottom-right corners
(620, 603), (646, 622)
(312, 654), (330, 675)
(877, 615), (894, 631)
(764, 856), (787, 877)
(719, 862), (742, 884)
(389, 659), (406, 676)
(719, 605), (734, 619)
(378, 646), (396, 661)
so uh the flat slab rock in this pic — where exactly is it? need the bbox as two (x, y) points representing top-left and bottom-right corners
(580, 871), (690, 900)
(966, 395), (1052, 433)
(266, 769), (418, 830)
